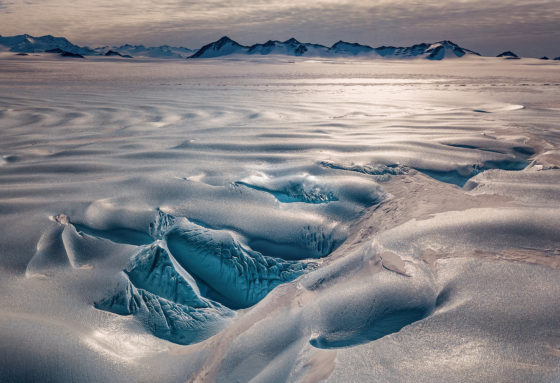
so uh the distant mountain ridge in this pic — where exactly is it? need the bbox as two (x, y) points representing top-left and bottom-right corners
(0, 34), (95, 55)
(190, 36), (480, 60)
(1, 33), (554, 60)
(0, 34), (194, 58)
(497, 51), (519, 59)
(189, 36), (244, 58)
(94, 44), (195, 58)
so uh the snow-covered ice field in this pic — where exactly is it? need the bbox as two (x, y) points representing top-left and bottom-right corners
(0, 54), (559, 382)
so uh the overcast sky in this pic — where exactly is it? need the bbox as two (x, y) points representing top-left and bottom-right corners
(1, 0), (559, 57)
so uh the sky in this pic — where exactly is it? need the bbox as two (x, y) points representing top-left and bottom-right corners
(0, 0), (559, 57)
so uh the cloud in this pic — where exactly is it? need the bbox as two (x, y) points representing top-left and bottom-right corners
(0, 0), (558, 56)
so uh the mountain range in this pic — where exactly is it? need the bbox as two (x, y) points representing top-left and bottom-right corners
(0, 34), (194, 59)
(0, 33), (555, 60)
(94, 44), (194, 58)
(0, 34), (96, 55)
(190, 36), (480, 60)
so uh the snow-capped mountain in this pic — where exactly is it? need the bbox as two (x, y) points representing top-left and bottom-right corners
(375, 43), (430, 58)
(45, 48), (85, 58)
(375, 40), (479, 60)
(0, 34), (95, 55)
(423, 40), (479, 59)
(189, 36), (247, 58)
(247, 38), (330, 57)
(0, 34), (194, 58)
(192, 37), (377, 58)
(189, 37), (480, 60)
(1, 33), (489, 60)
(96, 44), (195, 59)
(103, 50), (132, 58)
(329, 41), (376, 56)
(497, 51), (519, 59)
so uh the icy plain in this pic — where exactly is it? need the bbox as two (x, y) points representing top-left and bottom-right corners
(0, 54), (559, 382)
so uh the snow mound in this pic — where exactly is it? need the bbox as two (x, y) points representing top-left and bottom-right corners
(92, 211), (317, 343)
(26, 216), (137, 276)
(95, 271), (233, 345)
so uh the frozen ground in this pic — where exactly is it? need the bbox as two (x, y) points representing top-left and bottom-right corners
(0, 54), (559, 382)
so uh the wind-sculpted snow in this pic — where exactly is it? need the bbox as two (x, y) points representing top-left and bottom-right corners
(165, 219), (317, 309)
(204, 241), (439, 382)
(327, 259), (560, 383)
(90, 211), (315, 342)
(236, 171), (384, 204)
(466, 168), (560, 204)
(321, 140), (531, 187)
(94, 244), (235, 345)
(377, 207), (560, 259)
(320, 160), (409, 181)
(236, 173), (338, 203)
(1, 57), (560, 382)
(123, 243), (211, 308)
(26, 214), (138, 276)
(149, 209), (177, 240)
(95, 275), (233, 345)
(301, 243), (436, 349)
(416, 158), (530, 187)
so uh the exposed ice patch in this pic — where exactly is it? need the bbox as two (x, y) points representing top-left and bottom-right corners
(236, 171), (385, 207)
(94, 211), (318, 343)
(95, 273), (233, 345)
(248, 222), (344, 261)
(236, 172), (338, 204)
(124, 243), (208, 308)
(94, 240), (236, 345)
(166, 219), (317, 309)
